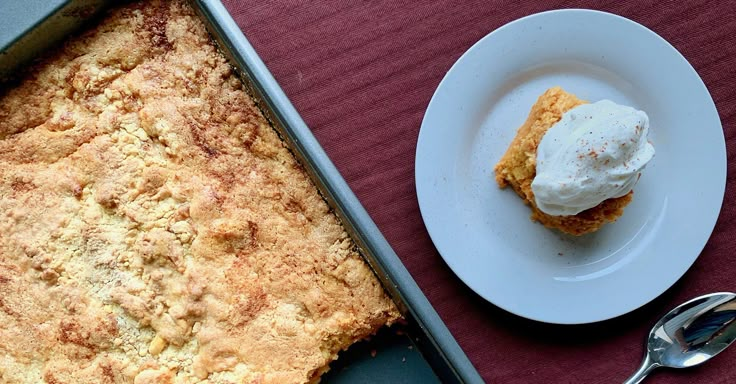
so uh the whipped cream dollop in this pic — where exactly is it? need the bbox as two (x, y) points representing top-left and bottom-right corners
(531, 100), (655, 216)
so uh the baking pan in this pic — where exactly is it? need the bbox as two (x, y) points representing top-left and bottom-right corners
(0, 1), (483, 382)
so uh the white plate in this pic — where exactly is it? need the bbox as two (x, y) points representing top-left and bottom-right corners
(415, 9), (726, 324)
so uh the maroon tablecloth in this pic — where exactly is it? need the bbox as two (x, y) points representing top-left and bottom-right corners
(222, 1), (736, 383)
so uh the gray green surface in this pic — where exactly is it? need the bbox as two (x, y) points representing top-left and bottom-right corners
(323, 327), (441, 383)
(0, 0), (66, 50)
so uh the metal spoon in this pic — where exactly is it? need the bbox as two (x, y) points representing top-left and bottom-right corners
(624, 292), (736, 384)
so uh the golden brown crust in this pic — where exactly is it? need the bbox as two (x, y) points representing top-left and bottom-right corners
(494, 87), (633, 236)
(0, 1), (399, 383)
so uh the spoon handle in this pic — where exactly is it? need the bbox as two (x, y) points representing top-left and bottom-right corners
(623, 353), (659, 384)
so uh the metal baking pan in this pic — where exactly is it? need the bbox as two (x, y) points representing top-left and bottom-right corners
(0, 1), (483, 382)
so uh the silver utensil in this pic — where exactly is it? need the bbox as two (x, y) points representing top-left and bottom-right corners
(624, 292), (736, 383)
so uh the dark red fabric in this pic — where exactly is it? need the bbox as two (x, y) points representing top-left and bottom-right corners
(222, 1), (736, 382)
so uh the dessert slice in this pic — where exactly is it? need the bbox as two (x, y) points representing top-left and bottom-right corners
(494, 87), (653, 235)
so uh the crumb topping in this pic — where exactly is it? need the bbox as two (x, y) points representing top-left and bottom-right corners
(0, 1), (399, 383)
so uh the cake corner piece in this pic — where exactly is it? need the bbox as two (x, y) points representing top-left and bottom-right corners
(492, 86), (636, 236)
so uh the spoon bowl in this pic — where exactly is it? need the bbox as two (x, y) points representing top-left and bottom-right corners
(624, 292), (736, 384)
